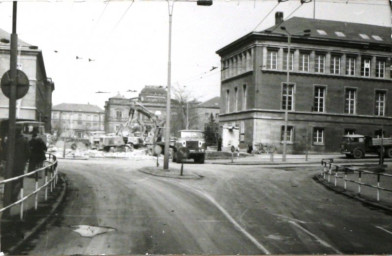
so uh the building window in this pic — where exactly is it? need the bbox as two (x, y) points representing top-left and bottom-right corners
(234, 87), (238, 112)
(330, 55), (341, 75)
(281, 126), (294, 142)
(346, 56), (356, 76)
(313, 127), (324, 145)
(375, 90), (386, 116)
(313, 86), (326, 112)
(242, 84), (247, 110)
(315, 54), (325, 73)
(77, 121), (82, 125)
(344, 128), (356, 135)
(78, 113), (82, 120)
(226, 89), (230, 113)
(345, 88), (356, 114)
(376, 59), (386, 78)
(282, 83), (295, 111)
(283, 51), (294, 71)
(116, 110), (122, 119)
(361, 57), (371, 77)
(266, 49), (278, 70)
(299, 52), (309, 72)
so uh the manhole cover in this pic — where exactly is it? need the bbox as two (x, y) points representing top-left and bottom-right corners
(72, 225), (116, 237)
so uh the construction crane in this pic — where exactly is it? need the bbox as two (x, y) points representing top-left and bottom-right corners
(116, 101), (165, 149)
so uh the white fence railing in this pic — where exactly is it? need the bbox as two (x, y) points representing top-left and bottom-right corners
(320, 158), (392, 203)
(0, 153), (58, 220)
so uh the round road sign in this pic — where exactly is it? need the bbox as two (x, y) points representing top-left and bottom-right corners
(154, 145), (162, 155)
(1, 69), (30, 99)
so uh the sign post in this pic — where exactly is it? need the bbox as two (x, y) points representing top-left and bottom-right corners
(3, 1), (19, 216)
(154, 145), (162, 167)
(177, 147), (189, 176)
(231, 145), (235, 163)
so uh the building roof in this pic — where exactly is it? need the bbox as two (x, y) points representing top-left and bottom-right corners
(140, 85), (166, 96)
(53, 103), (104, 113)
(198, 96), (220, 109)
(262, 17), (391, 45)
(217, 17), (391, 55)
(0, 28), (33, 47)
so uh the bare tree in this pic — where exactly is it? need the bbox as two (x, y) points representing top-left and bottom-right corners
(172, 85), (200, 131)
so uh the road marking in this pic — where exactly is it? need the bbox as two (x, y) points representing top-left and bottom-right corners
(171, 182), (271, 254)
(376, 226), (392, 236)
(273, 214), (307, 224)
(289, 221), (342, 254)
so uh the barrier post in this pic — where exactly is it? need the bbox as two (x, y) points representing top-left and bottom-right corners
(358, 171), (362, 195)
(34, 172), (39, 210)
(334, 172), (337, 186)
(377, 174), (380, 201)
(20, 186), (24, 220)
(45, 168), (48, 201)
(344, 172), (347, 190)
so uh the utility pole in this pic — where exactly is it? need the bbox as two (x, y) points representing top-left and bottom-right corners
(3, 1), (18, 214)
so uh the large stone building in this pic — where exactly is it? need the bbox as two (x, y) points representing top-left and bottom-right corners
(104, 86), (169, 134)
(51, 103), (104, 138)
(0, 28), (54, 132)
(216, 14), (392, 153)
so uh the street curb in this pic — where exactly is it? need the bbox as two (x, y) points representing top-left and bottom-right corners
(6, 174), (68, 254)
(313, 175), (392, 214)
(209, 158), (392, 166)
(138, 167), (203, 180)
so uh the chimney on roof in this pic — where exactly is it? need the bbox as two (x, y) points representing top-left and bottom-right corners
(275, 12), (284, 25)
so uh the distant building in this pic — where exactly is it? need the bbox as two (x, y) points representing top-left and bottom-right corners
(51, 103), (104, 138)
(216, 13), (392, 153)
(104, 86), (173, 134)
(0, 28), (55, 132)
(192, 97), (220, 130)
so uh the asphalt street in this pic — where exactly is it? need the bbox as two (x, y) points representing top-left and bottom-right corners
(20, 158), (392, 255)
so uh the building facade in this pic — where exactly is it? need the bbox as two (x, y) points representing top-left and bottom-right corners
(51, 103), (104, 138)
(216, 14), (392, 153)
(0, 28), (55, 132)
(193, 97), (220, 131)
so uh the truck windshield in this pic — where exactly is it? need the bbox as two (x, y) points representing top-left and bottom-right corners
(342, 137), (352, 143)
(181, 131), (203, 138)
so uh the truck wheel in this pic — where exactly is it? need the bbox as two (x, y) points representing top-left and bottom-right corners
(386, 148), (392, 158)
(353, 148), (364, 159)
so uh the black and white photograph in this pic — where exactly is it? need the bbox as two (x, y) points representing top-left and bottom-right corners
(0, 0), (391, 254)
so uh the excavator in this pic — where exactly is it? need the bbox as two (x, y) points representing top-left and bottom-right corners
(116, 101), (165, 151)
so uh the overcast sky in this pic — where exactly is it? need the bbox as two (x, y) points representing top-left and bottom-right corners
(0, 0), (390, 108)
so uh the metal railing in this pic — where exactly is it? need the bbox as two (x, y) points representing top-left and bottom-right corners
(321, 158), (392, 203)
(0, 153), (58, 220)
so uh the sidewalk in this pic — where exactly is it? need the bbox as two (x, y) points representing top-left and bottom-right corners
(0, 173), (66, 254)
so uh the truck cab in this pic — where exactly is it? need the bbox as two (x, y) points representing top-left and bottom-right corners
(172, 130), (206, 163)
(341, 134), (367, 158)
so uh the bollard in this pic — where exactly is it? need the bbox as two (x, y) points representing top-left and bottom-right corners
(344, 172), (347, 190)
(180, 163), (184, 176)
(334, 172), (337, 186)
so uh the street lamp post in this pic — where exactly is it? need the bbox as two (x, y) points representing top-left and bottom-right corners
(163, 0), (212, 170)
(280, 26), (310, 162)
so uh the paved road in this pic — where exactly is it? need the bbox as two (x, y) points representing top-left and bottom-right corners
(21, 158), (392, 254)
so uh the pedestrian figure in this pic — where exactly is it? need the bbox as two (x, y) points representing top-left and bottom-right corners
(28, 128), (47, 175)
(217, 136), (222, 152)
(2, 127), (30, 203)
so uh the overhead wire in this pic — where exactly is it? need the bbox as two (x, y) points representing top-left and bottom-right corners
(252, 1), (280, 31)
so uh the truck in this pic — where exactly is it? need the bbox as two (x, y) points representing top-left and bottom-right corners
(172, 130), (206, 164)
(340, 134), (392, 159)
